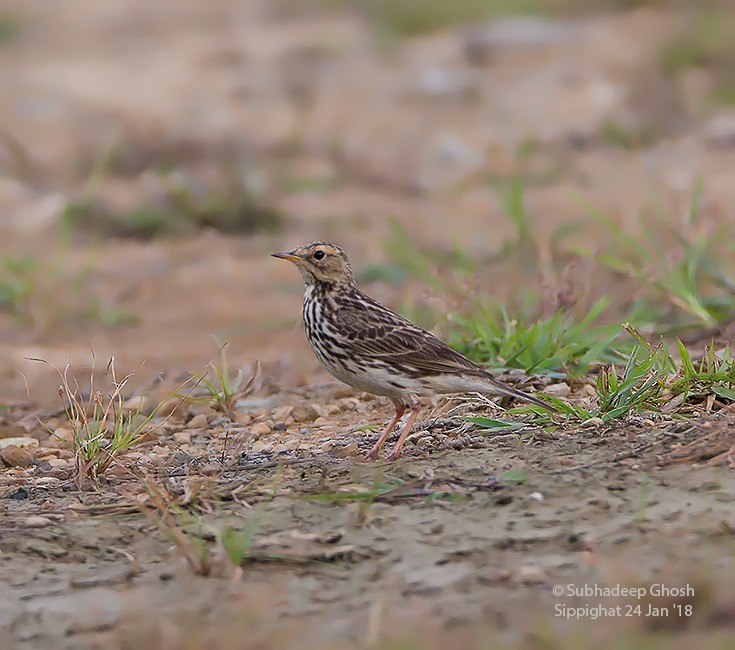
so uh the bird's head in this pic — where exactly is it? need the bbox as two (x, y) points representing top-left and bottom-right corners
(271, 241), (354, 288)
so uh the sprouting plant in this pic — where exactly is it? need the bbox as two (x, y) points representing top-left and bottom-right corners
(449, 297), (630, 379)
(182, 338), (259, 420)
(33, 354), (183, 489)
(575, 180), (735, 331)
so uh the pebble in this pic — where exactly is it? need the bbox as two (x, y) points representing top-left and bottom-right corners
(251, 440), (274, 454)
(528, 491), (544, 502)
(24, 516), (54, 528)
(250, 422), (272, 437)
(332, 442), (359, 458)
(188, 413), (209, 429)
(0, 437), (39, 449)
(291, 405), (319, 422)
(235, 412), (252, 426)
(545, 382), (571, 397)
(50, 427), (74, 444)
(172, 430), (192, 444)
(336, 398), (360, 411)
(0, 445), (34, 467)
(45, 458), (71, 469)
(272, 405), (294, 421)
(515, 565), (545, 585)
(35, 477), (60, 486)
(581, 417), (604, 428)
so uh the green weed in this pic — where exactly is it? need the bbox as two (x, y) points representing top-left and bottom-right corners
(662, 9), (735, 106)
(574, 180), (735, 331)
(449, 297), (629, 379)
(37, 356), (178, 489)
(0, 14), (21, 44)
(62, 135), (282, 240)
(181, 339), (260, 420)
(0, 252), (136, 333)
(316, 0), (545, 37)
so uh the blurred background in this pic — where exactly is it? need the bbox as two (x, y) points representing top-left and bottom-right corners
(1, 0), (735, 403)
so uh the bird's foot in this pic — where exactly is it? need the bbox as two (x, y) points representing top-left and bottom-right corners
(385, 448), (402, 462)
(366, 446), (381, 461)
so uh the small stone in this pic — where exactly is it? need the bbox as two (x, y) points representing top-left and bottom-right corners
(291, 405), (319, 422)
(544, 382), (571, 397)
(0, 445), (33, 467)
(122, 396), (150, 414)
(250, 422), (272, 437)
(46, 458), (71, 469)
(581, 384), (597, 397)
(24, 515), (54, 528)
(273, 422), (288, 432)
(251, 440), (274, 454)
(528, 491), (544, 502)
(581, 417), (604, 428)
(235, 411), (252, 426)
(331, 385), (356, 399)
(52, 427), (74, 443)
(0, 436), (39, 449)
(272, 406), (294, 421)
(336, 397), (360, 411)
(6, 487), (28, 500)
(313, 417), (330, 427)
(172, 430), (192, 444)
(332, 442), (359, 458)
(515, 565), (545, 585)
(188, 413), (209, 429)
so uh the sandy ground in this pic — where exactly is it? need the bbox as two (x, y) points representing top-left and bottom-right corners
(1, 1), (735, 647)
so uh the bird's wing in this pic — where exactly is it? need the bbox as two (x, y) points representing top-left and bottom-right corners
(333, 289), (555, 410)
(336, 294), (482, 376)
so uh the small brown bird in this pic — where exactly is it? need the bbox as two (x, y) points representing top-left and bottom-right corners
(272, 241), (554, 461)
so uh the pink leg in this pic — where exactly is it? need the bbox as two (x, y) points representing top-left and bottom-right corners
(386, 401), (422, 462)
(366, 403), (405, 461)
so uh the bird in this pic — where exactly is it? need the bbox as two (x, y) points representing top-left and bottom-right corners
(272, 241), (555, 461)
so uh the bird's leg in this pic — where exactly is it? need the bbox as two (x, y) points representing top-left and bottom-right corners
(366, 402), (405, 461)
(386, 399), (422, 462)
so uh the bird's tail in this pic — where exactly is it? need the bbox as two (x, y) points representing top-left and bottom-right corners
(481, 375), (557, 412)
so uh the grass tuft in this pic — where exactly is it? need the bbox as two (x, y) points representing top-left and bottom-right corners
(180, 339), (260, 420)
(0, 252), (136, 332)
(574, 180), (735, 332)
(448, 297), (628, 379)
(33, 355), (183, 489)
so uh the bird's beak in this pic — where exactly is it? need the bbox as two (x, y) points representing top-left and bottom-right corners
(271, 251), (302, 263)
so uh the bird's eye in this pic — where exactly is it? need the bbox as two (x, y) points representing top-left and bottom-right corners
(313, 250), (326, 261)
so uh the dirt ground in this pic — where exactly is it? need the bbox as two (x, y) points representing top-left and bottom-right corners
(1, 1), (735, 648)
